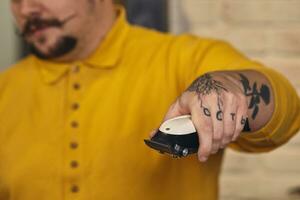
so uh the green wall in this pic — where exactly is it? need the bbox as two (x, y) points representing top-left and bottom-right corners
(0, 0), (19, 71)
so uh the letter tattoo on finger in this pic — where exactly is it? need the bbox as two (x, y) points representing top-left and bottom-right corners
(230, 113), (236, 121)
(241, 116), (251, 132)
(216, 111), (223, 121)
(241, 117), (246, 125)
(203, 107), (211, 117)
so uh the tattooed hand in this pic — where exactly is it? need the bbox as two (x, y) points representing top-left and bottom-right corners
(152, 71), (273, 162)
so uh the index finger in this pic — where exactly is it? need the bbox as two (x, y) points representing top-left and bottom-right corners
(191, 106), (213, 162)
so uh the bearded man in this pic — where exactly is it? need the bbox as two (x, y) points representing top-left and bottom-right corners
(0, 0), (299, 199)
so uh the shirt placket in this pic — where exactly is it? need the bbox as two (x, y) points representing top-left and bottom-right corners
(64, 64), (83, 200)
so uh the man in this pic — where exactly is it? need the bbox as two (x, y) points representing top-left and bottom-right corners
(0, 0), (299, 199)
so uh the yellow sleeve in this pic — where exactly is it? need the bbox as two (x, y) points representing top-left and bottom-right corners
(172, 35), (300, 153)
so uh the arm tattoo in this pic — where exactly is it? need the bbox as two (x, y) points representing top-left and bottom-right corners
(241, 116), (251, 132)
(187, 74), (228, 113)
(239, 73), (270, 120)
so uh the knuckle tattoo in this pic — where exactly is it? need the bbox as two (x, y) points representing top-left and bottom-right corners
(187, 73), (228, 116)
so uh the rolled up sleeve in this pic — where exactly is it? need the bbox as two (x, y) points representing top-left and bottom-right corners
(176, 37), (300, 153)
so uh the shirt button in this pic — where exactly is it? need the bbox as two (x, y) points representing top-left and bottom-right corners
(71, 121), (79, 128)
(73, 83), (81, 90)
(71, 185), (79, 193)
(71, 65), (80, 73)
(71, 103), (80, 110)
(70, 160), (79, 168)
(70, 142), (79, 149)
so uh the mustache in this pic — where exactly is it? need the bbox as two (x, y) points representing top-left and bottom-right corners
(21, 14), (76, 37)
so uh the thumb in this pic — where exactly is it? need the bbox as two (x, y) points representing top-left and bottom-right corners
(163, 97), (190, 121)
(149, 97), (190, 138)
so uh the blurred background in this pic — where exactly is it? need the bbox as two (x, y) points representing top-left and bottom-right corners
(0, 0), (300, 199)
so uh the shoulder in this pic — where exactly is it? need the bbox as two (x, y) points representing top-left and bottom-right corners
(128, 23), (217, 43)
(0, 56), (36, 79)
(126, 24), (222, 57)
(0, 56), (37, 93)
(126, 24), (173, 47)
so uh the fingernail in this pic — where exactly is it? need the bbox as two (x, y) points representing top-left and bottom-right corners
(199, 156), (208, 162)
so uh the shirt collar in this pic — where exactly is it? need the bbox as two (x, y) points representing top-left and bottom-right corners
(34, 5), (129, 84)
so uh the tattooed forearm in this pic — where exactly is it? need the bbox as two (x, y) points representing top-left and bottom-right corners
(216, 111), (223, 121)
(239, 73), (271, 120)
(184, 71), (273, 134)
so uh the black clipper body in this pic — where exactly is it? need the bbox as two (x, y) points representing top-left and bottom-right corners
(144, 115), (199, 158)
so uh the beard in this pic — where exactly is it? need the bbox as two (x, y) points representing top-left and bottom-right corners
(28, 36), (78, 60)
(21, 14), (78, 59)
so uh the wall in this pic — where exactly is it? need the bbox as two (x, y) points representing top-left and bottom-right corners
(169, 0), (300, 199)
(0, 0), (19, 70)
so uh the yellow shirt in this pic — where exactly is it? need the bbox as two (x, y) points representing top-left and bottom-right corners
(0, 7), (299, 200)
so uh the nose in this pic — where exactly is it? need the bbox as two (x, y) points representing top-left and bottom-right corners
(19, 0), (41, 18)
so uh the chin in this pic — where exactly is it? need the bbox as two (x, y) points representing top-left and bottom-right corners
(29, 36), (78, 59)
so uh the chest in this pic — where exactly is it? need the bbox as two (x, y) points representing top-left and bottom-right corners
(0, 65), (179, 188)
